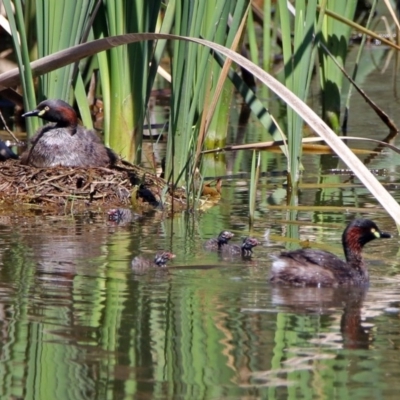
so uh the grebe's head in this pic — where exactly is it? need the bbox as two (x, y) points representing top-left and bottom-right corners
(23, 99), (78, 127)
(217, 230), (234, 245)
(154, 251), (176, 267)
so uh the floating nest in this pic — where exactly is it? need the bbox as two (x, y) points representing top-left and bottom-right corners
(0, 159), (190, 214)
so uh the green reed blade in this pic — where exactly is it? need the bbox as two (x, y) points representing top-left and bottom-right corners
(3, 0), (38, 136)
(2, 32), (400, 224)
(318, 0), (357, 130)
(249, 150), (261, 226)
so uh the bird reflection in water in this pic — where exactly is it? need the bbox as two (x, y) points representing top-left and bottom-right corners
(271, 285), (370, 349)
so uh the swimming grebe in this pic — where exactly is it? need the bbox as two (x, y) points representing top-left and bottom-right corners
(270, 219), (391, 287)
(220, 236), (260, 257)
(131, 251), (175, 270)
(204, 230), (235, 251)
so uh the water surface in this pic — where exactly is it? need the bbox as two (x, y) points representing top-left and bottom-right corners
(1, 192), (400, 399)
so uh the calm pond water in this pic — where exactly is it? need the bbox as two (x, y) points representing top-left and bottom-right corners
(3, 14), (400, 400)
(1, 177), (400, 399)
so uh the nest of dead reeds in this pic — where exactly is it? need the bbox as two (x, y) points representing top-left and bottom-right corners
(0, 159), (187, 214)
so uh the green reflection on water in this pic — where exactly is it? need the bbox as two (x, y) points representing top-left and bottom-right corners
(0, 212), (400, 399)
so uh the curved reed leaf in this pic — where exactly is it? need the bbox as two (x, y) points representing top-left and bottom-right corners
(1, 33), (400, 224)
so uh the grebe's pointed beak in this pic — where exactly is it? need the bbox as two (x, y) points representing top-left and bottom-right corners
(22, 109), (40, 118)
(379, 231), (391, 239)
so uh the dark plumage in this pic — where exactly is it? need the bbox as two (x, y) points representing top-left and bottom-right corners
(220, 237), (260, 257)
(21, 99), (117, 167)
(0, 139), (18, 161)
(270, 219), (391, 287)
(204, 230), (234, 251)
(137, 185), (160, 207)
(131, 251), (175, 271)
